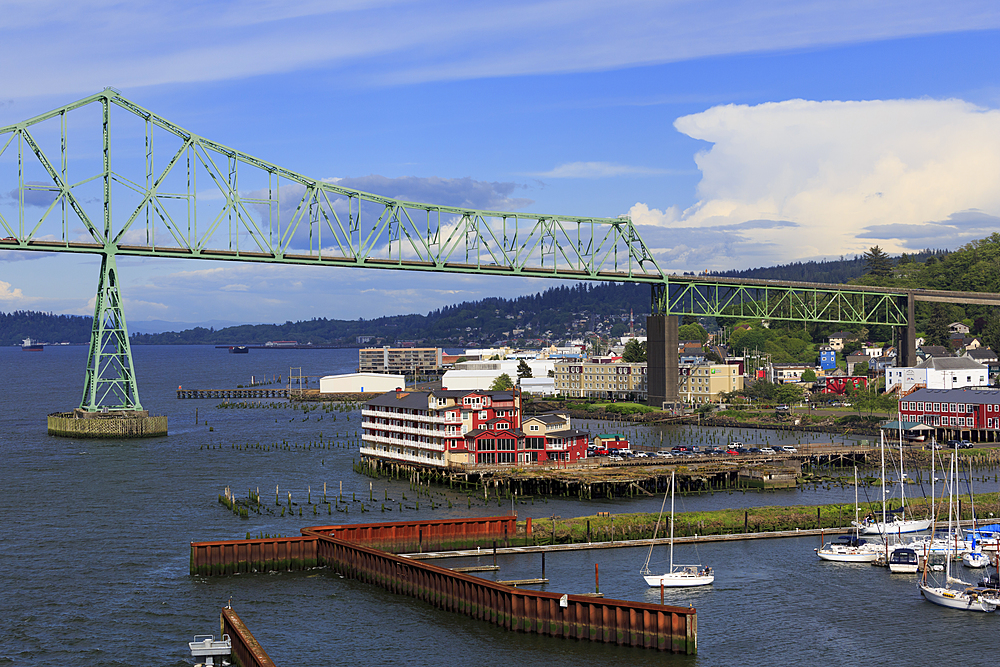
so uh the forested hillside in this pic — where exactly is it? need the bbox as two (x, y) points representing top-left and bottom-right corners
(0, 311), (92, 346)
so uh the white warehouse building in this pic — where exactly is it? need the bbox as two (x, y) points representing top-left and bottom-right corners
(885, 357), (989, 393)
(319, 372), (405, 394)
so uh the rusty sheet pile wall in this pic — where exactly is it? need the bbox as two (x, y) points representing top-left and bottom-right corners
(316, 515), (516, 553)
(190, 536), (318, 575)
(221, 607), (276, 667)
(306, 528), (696, 653)
(191, 516), (696, 654)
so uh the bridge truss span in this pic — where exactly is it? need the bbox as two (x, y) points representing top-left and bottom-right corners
(0, 89), (662, 283)
(654, 277), (909, 327)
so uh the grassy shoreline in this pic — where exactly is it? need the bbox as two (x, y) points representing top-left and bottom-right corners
(518, 493), (1000, 545)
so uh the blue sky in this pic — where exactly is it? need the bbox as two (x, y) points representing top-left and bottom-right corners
(2, 1), (1000, 328)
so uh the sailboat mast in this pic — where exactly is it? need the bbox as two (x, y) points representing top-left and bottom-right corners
(946, 453), (955, 583)
(899, 417), (906, 513)
(669, 471), (675, 572)
(854, 466), (859, 538)
(880, 431), (887, 529)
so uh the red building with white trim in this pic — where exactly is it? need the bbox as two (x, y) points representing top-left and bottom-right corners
(361, 388), (588, 467)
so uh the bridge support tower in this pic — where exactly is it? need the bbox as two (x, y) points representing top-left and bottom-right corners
(647, 283), (680, 410)
(48, 254), (167, 438)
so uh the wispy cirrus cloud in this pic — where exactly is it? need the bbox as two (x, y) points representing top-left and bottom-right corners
(530, 162), (681, 179)
(1, 1), (998, 99)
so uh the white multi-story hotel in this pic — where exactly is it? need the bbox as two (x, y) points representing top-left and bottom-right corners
(360, 387), (588, 467)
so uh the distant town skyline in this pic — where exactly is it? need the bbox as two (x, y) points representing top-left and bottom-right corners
(1, 1), (999, 323)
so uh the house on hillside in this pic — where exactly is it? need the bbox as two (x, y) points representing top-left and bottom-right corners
(918, 345), (952, 360)
(949, 322), (971, 335)
(819, 346), (837, 371)
(827, 331), (858, 351)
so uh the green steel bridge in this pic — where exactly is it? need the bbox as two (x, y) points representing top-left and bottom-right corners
(2, 90), (997, 414)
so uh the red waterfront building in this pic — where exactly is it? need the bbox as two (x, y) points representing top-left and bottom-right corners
(361, 387), (589, 468)
(898, 387), (1000, 441)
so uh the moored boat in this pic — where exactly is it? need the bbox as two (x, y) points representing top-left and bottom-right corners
(816, 535), (881, 563)
(641, 471), (714, 588)
(888, 548), (919, 573)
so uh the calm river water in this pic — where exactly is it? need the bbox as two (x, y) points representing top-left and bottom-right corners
(0, 345), (994, 666)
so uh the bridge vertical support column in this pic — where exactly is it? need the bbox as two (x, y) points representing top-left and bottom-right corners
(647, 284), (679, 410)
(898, 294), (916, 368)
(49, 252), (166, 437)
(80, 252), (143, 412)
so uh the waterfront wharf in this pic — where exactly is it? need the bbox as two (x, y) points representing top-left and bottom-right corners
(177, 387), (289, 399)
(359, 443), (876, 499)
(191, 515), (697, 654)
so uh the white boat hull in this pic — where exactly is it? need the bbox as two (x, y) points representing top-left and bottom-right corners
(644, 571), (714, 587)
(889, 563), (919, 573)
(815, 547), (880, 563)
(919, 583), (996, 612)
(855, 518), (932, 535)
(964, 552), (990, 568)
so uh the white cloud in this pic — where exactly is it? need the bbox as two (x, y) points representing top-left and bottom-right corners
(630, 98), (1000, 270)
(531, 162), (676, 178)
(1, 1), (998, 98)
(0, 279), (27, 301)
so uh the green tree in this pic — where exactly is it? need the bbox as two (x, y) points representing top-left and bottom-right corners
(864, 245), (893, 277)
(517, 359), (532, 379)
(678, 323), (709, 344)
(925, 305), (950, 347)
(801, 368), (817, 382)
(622, 338), (647, 363)
(490, 373), (514, 391)
(775, 383), (805, 404)
(854, 359), (869, 376)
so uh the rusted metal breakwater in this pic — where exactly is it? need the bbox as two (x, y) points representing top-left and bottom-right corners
(221, 607), (276, 667)
(191, 516), (697, 654)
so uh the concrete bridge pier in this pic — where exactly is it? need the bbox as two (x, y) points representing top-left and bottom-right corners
(646, 314), (679, 410)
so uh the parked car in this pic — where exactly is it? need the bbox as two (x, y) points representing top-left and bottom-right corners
(726, 448), (741, 455)
(759, 446), (776, 455)
(946, 439), (962, 449)
(780, 445), (798, 453)
(656, 450), (674, 458)
(747, 447), (762, 454)
(633, 451), (649, 458)
(932, 441), (945, 450)
(608, 455), (623, 462)
(960, 440), (974, 449)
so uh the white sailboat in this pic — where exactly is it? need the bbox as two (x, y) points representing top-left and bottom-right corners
(855, 429), (931, 535)
(816, 466), (881, 563)
(918, 452), (996, 612)
(641, 471), (714, 587)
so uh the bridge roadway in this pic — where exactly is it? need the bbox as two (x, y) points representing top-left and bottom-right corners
(4, 237), (1000, 307)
